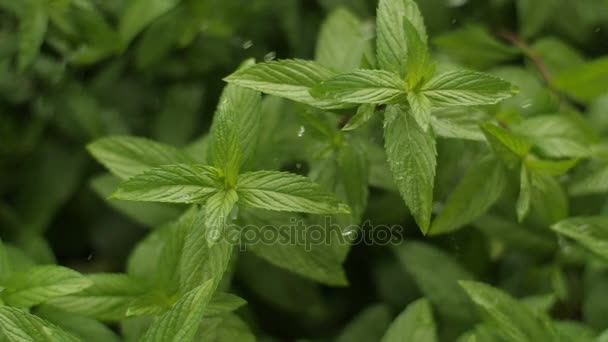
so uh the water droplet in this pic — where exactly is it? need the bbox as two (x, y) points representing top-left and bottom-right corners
(242, 40), (253, 49)
(297, 126), (306, 137)
(522, 102), (533, 109)
(87, 254), (93, 261)
(295, 163), (302, 169)
(263, 51), (276, 62)
(451, 18), (457, 25)
(595, 27), (601, 33)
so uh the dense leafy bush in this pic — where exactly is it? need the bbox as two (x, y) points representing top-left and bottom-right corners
(1, 0), (608, 340)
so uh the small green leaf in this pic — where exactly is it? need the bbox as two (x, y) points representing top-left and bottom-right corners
(311, 69), (406, 104)
(343, 104), (376, 131)
(236, 171), (350, 214)
(337, 139), (369, 221)
(36, 305), (121, 342)
(141, 280), (215, 342)
(87, 136), (194, 180)
(315, 8), (368, 72)
(517, 164), (532, 222)
(381, 298), (437, 342)
(430, 108), (488, 141)
(422, 70), (515, 107)
(112, 164), (223, 204)
(384, 105), (436, 233)
(204, 190), (238, 244)
(197, 313), (256, 342)
(17, 0), (48, 71)
(2, 265), (92, 308)
(551, 216), (608, 261)
(553, 57), (608, 103)
(204, 293), (247, 317)
(530, 173), (568, 225)
(430, 156), (506, 235)
(376, 0), (427, 77)
(403, 18), (433, 89)
(570, 164), (608, 196)
(393, 242), (476, 321)
(119, 0), (180, 44)
(224, 59), (347, 109)
(336, 305), (392, 342)
(480, 122), (532, 167)
(407, 92), (432, 131)
(0, 306), (79, 342)
(459, 281), (556, 342)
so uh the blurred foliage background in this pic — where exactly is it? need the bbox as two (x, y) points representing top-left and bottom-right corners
(1, 0), (608, 340)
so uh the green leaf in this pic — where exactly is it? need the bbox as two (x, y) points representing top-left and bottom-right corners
(239, 209), (348, 286)
(91, 174), (182, 228)
(337, 139), (369, 221)
(473, 215), (556, 253)
(204, 190), (238, 244)
(433, 25), (519, 69)
(315, 8), (368, 72)
(403, 18), (433, 89)
(407, 92), (432, 131)
(112, 164), (223, 204)
(553, 57), (608, 103)
(459, 281), (556, 342)
(236, 171), (350, 214)
(36, 305), (121, 342)
(208, 83), (261, 181)
(393, 242), (477, 321)
(310, 69), (406, 104)
(17, 0), (48, 71)
(197, 313), (256, 342)
(0, 306), (79, 342)
(429, 156), (506, 235)
(570, 164), (608, 196)
(336, 305), (392, 342)
(384, 105), (436, 233)
(524, 157), (578, 176)
(517, 0), (559, 38)
(517, 164), (532, 222)
(343, 104), (376, 131)
(2, 266), (92, 308)
(551, 217), (608, 261)
(119, 0), (181, 44)
(480, 122), (532, 167)
(530, 173), (568, 225)
(422, 70), (515, 107)
(381, 298), (437, 342)
(87, 136), (194, 180)
(430, 108), (488, 141)
(141, 280), (214, 342)
(376, 0), (427, 77)
(47, 273), (148, 321)
(204, 293), (247, 317)
(224, 59), (347, 109)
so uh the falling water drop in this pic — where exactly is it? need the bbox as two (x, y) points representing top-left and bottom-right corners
(242, 40), (253, 49)
(297, 126), (306, 137)
(264, 51), (277, 62)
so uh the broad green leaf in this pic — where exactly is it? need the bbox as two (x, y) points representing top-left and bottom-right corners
(531, 38), (585, 75)
(433, 25), (519, 69)
(403, 18), (432, 89)
(551, 217), (608, 261)
(393, 242), (477, 321)
(429, 157), (506, 235)
(119, 0), (180, 44)
(407, 92), (432, 131)
(524, 157), (578, 176)
(236, 171), (350, 214)
(422, 70), (515, 107)
(141, 280), (215, 342)
(430, 108), (487, 141)
(553, 57), (608, 103)
(47, 273), (148, 321)
(376, 0), (427, 77)
(0, 306), (79, 342)
(570, 164), (608, 196)
(2, 266), (92, 308)
(336, 305), (392, 342)
(208, 83), (262, 179)
(343, 104), (375, 131)
(36, 305), (121, 342)
(315, 8), (368, 72)
(517, 164), (532, 222)
(310, 69), (406, 104)
(239, 209), (348, 286)
(381, 298), (437, 342)
(337, 139), (369, 221)
(112, 164), (223, 204)
(18, 0), (48, 71)
(480, 122), (531, 167)
(87, 136), (194, 180)
(203, 293), (247, 317)
(204, 190), (238, 244)
(91, 174), (182, 228)
(384, 105), (436, 233)
(459, 281), (556, 342)
(514, 115), (593, 158)
(224, 60), (347, 109)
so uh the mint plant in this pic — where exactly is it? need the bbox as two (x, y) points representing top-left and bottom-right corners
(1, 0), (608, 341)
